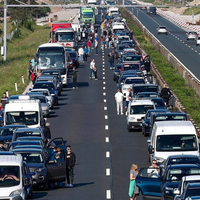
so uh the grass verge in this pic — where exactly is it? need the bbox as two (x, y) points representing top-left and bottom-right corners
(120, 8), (200, 126)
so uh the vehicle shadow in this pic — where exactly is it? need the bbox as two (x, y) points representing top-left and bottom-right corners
(67, 82), (89, 88)
(32, 191), (48, 199)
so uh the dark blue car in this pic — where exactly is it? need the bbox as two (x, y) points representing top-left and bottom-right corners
(136, 164), (200, 200)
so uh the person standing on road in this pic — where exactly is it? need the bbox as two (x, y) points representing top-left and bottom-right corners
(42, 122), (51, 139)
(125, 87), (132, 113)
(87, 39), (91, 54)
(1, 92), (8, 108)
(66, 145), (76, 188)
(160, 84), (172, 106)
(28, 61), (33, 81)
(72, 67), (78, 89)
(78, 46), (84, 63)
(83, 46), (88, 61)
(93, 65), (98, 80)
(115, 89), (124, 115)
(90, 59), (95, 79)
(108, 51), (114, 69)
(128, 164), (139, 200)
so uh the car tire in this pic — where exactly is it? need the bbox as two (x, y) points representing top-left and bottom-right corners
(127, 124), (131, 132)
(42, 179), (49, 191)
(196, 44), (198, 46)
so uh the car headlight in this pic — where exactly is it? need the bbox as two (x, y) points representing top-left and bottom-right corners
(165, 187), (174, 191)
(129, 116), (136, 120)
(10, 189), (22, 196)
(36, 168), (45, 172)
(43, 106), (49, 110)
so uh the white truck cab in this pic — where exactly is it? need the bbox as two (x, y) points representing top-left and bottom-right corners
(147, 121), (199, 165)
(0, 154), (31, 200)
(127, 99), (155, 131)
(4, 96), (44, 128)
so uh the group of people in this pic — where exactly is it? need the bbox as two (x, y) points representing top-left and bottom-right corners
(28, 59), (42, 85)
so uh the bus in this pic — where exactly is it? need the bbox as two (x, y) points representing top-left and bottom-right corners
(80, 7), (95, 26)
(35, 43), (68, 86)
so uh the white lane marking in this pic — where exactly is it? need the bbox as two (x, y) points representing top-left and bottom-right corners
(105, 137), (109, 142)
(103, 68), (105, 71)
(106, 151), (110, 157)
(104, 107), (107, 110)
(106, 168), (110, 176)
(105, 125), (109, 130)
(104, 99), (107, 102)
(103, 87), (106, 89)
(105, 115), (108, 119)
(103, 77), (105, 79)
(103, 92), (106, 96)
(103, 65), (105, 67)
(106, 190), (111, 199)
(103, 72), (105, 75)
(103, 82), (106, 84)
(103, 62), (105, 64)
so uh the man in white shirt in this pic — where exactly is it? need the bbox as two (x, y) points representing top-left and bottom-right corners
(78, 47), (84, 62)
(115, 89), (124, 115)
(90, 59), (95, 79)
(147, 159), (160, 178)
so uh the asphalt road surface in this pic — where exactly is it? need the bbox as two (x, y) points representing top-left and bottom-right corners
(33, 9), (149, 200)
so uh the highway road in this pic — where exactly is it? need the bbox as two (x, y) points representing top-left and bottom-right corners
(125, 1), (200, 80)
(32, 8), (149, 200)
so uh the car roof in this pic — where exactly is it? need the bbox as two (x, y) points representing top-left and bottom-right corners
(168, 155), (199, 159)
(1, 125), (27, 129)
(151, 112), (186, 116)
(27, 93), (46, 97)
(167, 164), (200, 169)
(182, 175), (200, 181)
(10, 141), (42, 145)
(12, 148), (43, 153)
(14, 127), (42, 132)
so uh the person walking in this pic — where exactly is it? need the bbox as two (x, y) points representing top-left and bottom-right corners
(72, 67), (78, 89)
(87, 39), (91, 54)
(93, 65), (98, 80)
(90, 59), (95, 79)
(78, 46), (84, 63)
(115, 89), (124, 115)
(160, 84), (172, 106)
(28, 61), (33, 81)
(42, 122), (51, 139)
(108, 51), (114, 69)
(66, 145), (76, 188)
(83, 46), (88, 61)
(1, 92), (8, 108)
(100, 35), (103, 49)
(94, 39), (98, 55)
(128, 164), (139, 200)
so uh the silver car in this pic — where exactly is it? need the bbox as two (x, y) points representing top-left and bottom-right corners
(29, 89), (54, 108)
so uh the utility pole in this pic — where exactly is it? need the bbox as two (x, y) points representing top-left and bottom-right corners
(3, 0), (7, 61)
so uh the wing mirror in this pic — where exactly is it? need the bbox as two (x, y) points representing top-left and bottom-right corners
(148, 145), (154, 154)
(24, 177), (31, 187)
(174, 188), (180, 195)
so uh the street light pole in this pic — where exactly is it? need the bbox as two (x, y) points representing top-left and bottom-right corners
(3, 0), (7, 61)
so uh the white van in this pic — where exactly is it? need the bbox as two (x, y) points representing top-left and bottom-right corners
(0, 154), (31, 200)
(148, 121), (199, 164)
(112, 24), (125, 34)
(127, 99), (155, 131)
(4, 96), (45, 128)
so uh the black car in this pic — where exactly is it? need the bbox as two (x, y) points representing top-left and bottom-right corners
(68, 51), (80, 68)
(142, 109), (169, 137)
(0, 125), (27, 147)
(33, 81), (58, 106)
(147, 6), (157, 15)
(115, 44), (131, 58)
(12, 148), (66, 189)
(132, 84), (159, 96)
(136, 164), (200, 200)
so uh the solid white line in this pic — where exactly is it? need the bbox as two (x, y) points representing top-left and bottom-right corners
(103, 82), (106, 84)
(106, 190), (111, 199)
(106, 151), (110, 157)
(103, 92), (106, 96)
(104, 107), (107, 110)
(105, 137), (109, 142)
(106, 168), (110, 176)
(105, 125), (109, 130)
(104, 99), (107, 102)
(103, 87), (106, 89)
(105, 115), (108, 119)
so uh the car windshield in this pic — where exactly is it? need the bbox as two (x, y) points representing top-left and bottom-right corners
(167, 157), (200, 165)
(0, 166), (20, 187)
(33, 83), (55, 91)
(20, 152), (44, 164)
(156, 135), (198, 152)
(124, 78), (145, 84)
(166, 168), (200, 181)
(0, 128), (15, 136)
(152, 99), (165, 108)
(123, 64), (140, 70)
(130, 105), (154, 114)
(154, 115), (187, 122)
(69, 53), (77, 57)
(30, 96), (46, 103)
(14, 131), (42, 141)
(83, 12), (93, 18)
(6, 111), (39, 126)
(123, 56), (140, 62)
(57, 32), (75, 42)
(185, 188), (200, 198)
(133, 86), (158, 94)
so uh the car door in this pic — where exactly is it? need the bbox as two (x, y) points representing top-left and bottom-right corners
(47, 150), (66, 182)
(48, 137), (67, 153)
(136, 167), (162, 200)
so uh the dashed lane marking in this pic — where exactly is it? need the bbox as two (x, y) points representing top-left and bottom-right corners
(105, 115), (108, 119)
(105, 125), (109, 130)
(104, 107), (107, 110)
(106, 168), (110, 176)
(106, 190), (111, 199)
(104, 99), (107, 102)
(103, 82), (106, 84)
(105, 137), (109, 142)
(103, 92), (106, 95)
(106, 151), (110, 157)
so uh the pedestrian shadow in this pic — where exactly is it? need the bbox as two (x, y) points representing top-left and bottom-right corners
(68, 82), (89, 88)
(73, 182), (94, 187)
(58, 97), (68, 101)
(32, 192), (48, 199)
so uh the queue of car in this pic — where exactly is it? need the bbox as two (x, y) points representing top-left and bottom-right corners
(108, 8), (200, 200)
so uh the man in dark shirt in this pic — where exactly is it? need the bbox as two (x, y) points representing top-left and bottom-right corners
(42, 122), (51, 139)
(0, 141), (6, 151)
(66, 145), (76, 187)
(1, 92), (8, 108)
(160, 84), (172, 106)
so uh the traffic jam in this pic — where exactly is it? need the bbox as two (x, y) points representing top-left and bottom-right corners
(0, 1), (199, 199)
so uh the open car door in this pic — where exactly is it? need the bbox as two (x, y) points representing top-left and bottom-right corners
(136, 167), (162, 200)
(47, 137), (67, 152)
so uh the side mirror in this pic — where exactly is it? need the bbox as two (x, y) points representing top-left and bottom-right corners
(24, 177), (31, 187)
(31, 172), (35, 176)
(174, 189), (180, 195)
(147, 139), (151, 143)
(148, 145), (154, 154)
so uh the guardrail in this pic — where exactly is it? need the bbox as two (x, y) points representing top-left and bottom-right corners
(122, 9), (200, 136)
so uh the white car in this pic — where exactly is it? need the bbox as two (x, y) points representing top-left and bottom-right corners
(186, 31), (198, 40)
(196, 36), (200, 46)
(132, 0), (137, 4)
(157, 26), (168, 35)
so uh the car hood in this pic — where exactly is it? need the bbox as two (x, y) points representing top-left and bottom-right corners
(164, 181), (179, 189)
(28, 163), (45, 171)
(0, 135), (12, 142)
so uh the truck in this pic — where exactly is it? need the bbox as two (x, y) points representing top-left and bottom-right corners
(87, 0), (97, 4)
(51, 23), (76, 49)
(0, 153), (33, 200)
(35, 43), (68, 86)
(4, 96), (45, 128)
(80, 7), (95, 27)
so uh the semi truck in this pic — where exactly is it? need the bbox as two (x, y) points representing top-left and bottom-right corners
(51, 23), (76, 49)
(80, 7), (95, 27)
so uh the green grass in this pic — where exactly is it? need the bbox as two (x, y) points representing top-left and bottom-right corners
(0, 22), (13, 34)
(120, 8), (200, 126)
(0, 24), (50, 96)
(183, 7), (200, 15)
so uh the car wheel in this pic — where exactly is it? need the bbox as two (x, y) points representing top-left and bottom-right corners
(196, 44), (198, 46)
(127, 125), (131, 132)
(42, 179), (49, 190)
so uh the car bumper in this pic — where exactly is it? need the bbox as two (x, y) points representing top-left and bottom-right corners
(128, 122), (143, 129)
(42, 109), (49, 116)
(32, 174), (48, 187)
(0, 196), (23, 200)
